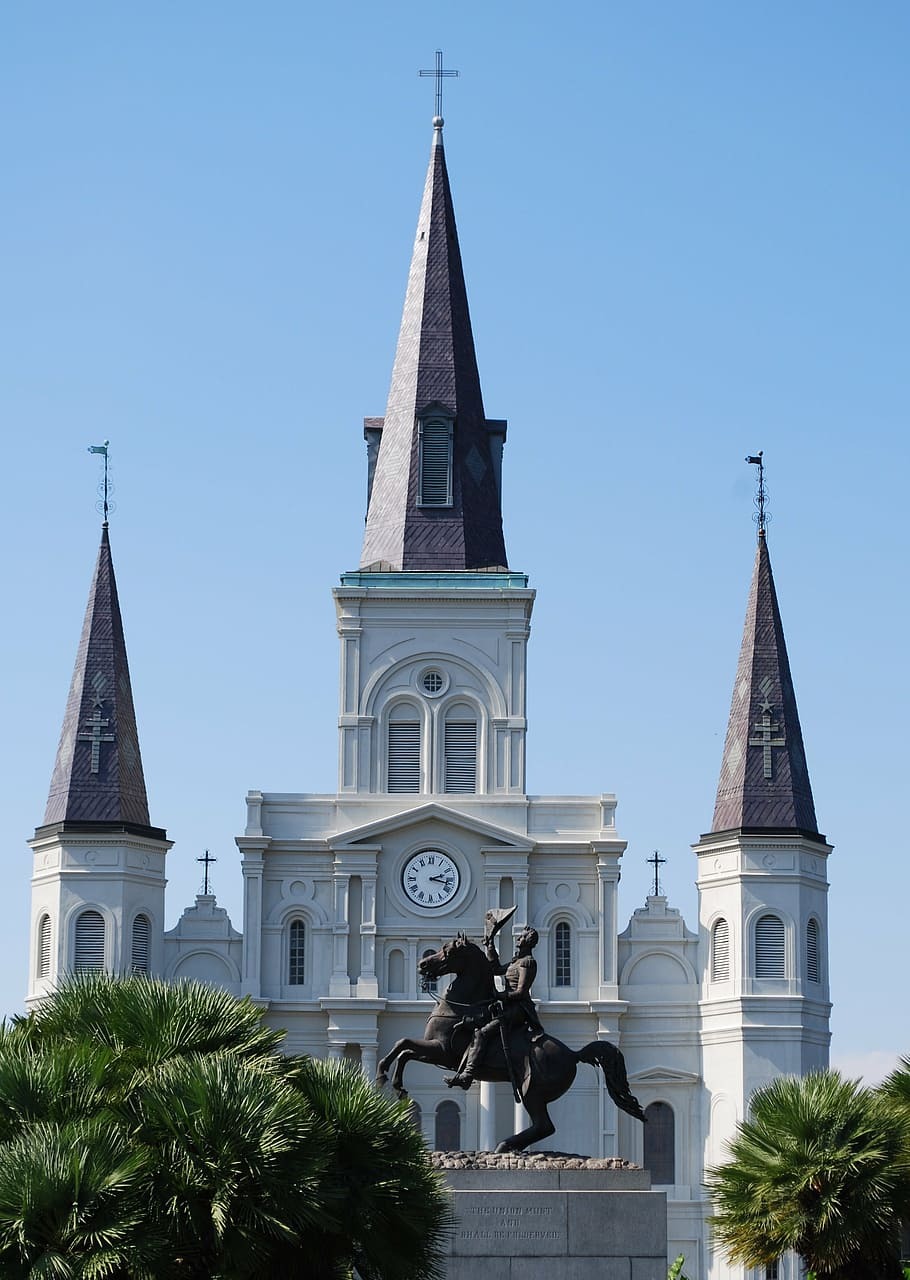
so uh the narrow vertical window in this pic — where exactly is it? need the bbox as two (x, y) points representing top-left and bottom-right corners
(37, 914), (52, 979)
(444, 708), (477, 794)
(131, 914), (151, 974)
(387, 948), (405, 994)
(289, 920), (306, 985)
(388, 707), (421, 793)
(422, 948), (438, 995)
(418, 415), (453, 506)
(806, 917), (820, 983)
(74, 910), (105, 972)
(711, 918), (730, 981)
(554, 921), (572, 986)
(643, 1101), (675, 1185)
(754, 914), (785, 978)
(434, 1100), (461, 1151)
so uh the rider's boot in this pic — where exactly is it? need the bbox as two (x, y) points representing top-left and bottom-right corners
(445, 1030), (486, 1089)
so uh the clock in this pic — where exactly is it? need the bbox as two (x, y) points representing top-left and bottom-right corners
(402, 849), (461, 908)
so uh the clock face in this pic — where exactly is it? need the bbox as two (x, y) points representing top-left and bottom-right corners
(402, 850), (460, 908)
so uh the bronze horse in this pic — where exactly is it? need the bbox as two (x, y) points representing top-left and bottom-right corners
(375, 934), (646, 1152)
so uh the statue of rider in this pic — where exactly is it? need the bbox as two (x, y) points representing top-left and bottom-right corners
(446, 923), (543, 1091)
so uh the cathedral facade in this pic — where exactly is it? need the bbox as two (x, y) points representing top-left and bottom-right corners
(26, 115), (832, 1280)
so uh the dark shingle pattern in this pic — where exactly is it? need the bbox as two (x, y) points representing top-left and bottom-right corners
(360, 130), (508, 571)
(43, 525), (153, 829)
(711, 532), (820, 837)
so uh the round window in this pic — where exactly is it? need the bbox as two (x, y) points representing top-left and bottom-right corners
(421, 670), (445, 695)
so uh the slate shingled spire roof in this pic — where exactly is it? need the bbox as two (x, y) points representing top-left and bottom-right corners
(359, 117), (508, 572)
(710, 529), (820, 838)
(41, 524), (162, 837)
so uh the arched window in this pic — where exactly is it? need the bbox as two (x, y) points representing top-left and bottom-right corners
(806, 917), (820, 983)
(37, 914), (52, 979)
(288, 920), (306, 985)
(434, 1100), (461, 1151)
(422, 948), (438, 995)
(131, 914), (151, 974)
(711, 918), (730, 981)
(553, 921), (572, 987)
(444, 704), (477, 794)
(643, 1101), (675, 1185)
(388, 705), (421, 793)
(74, 909), (105, 972)
(418, 414), (453, 507)
(754, 914), (785, 978)
(387, 948), (405, 995)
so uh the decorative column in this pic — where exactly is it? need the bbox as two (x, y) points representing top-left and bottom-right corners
(479, 1081), (496, 1151)
(359, 871), (379, 997)
(329, 870), (351, 997)
(237, 839), (267, 999)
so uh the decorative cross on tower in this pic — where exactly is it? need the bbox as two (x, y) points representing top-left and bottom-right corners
(77, 705), (114, 774)
(749, 708), (786, 779)
(647, 850), (666, 898)
(197, 849), (217, 896)
(419, 49), (459, 120)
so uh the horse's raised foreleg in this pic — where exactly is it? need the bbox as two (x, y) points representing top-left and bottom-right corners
(495, 1090), (555, 1154)
(376, 1038), (449, 1098)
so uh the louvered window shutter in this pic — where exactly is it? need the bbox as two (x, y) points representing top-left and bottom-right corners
(289, 920), (305, 985)
(806, 918), (820, 982)
(754, 914), (785, 978)
(37, 914), (51, 979)
(444, 720), (477, 793)
(711, 919), (730, 981)
(74, 910), (105, 972)
(388, 720), (421, 792)
(419, 418), (452, 506)
(554, 921), (572, 986)
(131, 915), (151, 974)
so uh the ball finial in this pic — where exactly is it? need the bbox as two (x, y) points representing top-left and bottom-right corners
(433, 115), (444, 130)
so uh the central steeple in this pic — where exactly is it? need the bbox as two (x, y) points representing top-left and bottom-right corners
(359, 116), (508, 572)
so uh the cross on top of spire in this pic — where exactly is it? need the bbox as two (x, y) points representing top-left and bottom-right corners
(419, 49), (459, 124)
(647, 850), (666, 897)
(197, 849), (217, 896)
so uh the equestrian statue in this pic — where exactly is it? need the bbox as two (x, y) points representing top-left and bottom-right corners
(375, 907), (646, 1153)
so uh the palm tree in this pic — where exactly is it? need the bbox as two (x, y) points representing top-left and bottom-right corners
(0, 975), (451, 1280)
(706, 1070), (910, 1280)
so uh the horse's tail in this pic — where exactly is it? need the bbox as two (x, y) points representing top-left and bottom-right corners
(576, 1040), (647, 1123)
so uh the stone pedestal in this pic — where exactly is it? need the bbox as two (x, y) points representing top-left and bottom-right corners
(432, 1153), (667, 1280)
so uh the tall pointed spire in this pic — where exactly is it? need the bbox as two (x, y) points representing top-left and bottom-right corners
(359, 117), (508, 572)
(710, 528), (820, 838)
(41, 525), (160, 835)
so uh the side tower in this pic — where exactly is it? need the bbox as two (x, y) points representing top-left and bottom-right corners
(27, 523), (170, 1001)
(696, 498), (831, 1278)
(335, 112), (534, 803)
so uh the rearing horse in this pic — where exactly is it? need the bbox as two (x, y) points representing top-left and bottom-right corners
(375, 934), (646, 1153)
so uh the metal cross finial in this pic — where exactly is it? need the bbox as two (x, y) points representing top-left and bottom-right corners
(88, 441), (112, 524)
(746, 451), (768, 536)
(419, 49), (459, 121)
(647, 850), (666, 898)
(197, 849), (217, 896)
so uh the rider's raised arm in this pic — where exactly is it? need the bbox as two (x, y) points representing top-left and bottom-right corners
(485, 940), (508, 975)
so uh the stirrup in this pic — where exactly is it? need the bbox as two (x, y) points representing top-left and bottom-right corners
(445, 1072), (474, 1090)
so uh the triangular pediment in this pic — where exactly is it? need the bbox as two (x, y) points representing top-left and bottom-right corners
(628, 1065), (700, 1086)
(328, 802), (533, 852)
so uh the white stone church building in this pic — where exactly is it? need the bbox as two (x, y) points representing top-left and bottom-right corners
(26, 112), (831, 1280)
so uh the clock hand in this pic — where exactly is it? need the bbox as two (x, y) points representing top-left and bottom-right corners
(429, 874), (453, 884)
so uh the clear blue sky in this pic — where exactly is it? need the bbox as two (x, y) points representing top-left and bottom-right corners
(2, 2), (907, 1082)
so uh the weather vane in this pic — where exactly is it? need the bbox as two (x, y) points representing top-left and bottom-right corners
(197, 849), (217, 896)
(746, 451), (768, 536)
(419, 49), (459, 120)
(647, 850), (666, 898)
(87, 440), (113, 523)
